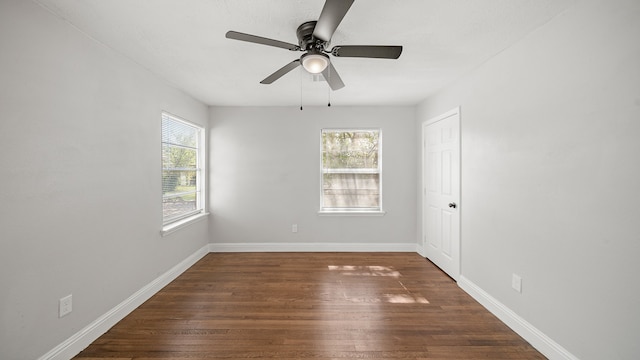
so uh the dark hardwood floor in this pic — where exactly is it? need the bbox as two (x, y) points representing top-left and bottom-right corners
(74, 252), (545, 359)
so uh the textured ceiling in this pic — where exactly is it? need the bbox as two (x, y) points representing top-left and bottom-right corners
(34, 0), (576, 107)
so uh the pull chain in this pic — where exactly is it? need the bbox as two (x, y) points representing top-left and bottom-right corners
(327, 65), (331, 107)
(300, 67), (303, 111)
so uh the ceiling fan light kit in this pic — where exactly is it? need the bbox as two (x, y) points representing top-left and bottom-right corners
(225, 0), (402, 91)
(301, 52), (329, 74)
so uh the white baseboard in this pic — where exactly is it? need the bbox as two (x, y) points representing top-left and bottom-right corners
(38, 244), (211, 360)
(209, 242), (419, 253)
(458, 276), (579, 360)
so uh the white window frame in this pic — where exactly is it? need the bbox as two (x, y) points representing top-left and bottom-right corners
(161, 112), (207, 235)
(319, 128), (385, 216)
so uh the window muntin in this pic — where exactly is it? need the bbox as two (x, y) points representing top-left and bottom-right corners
(162, 112), (203, 224)
(321, 129), (382, 212)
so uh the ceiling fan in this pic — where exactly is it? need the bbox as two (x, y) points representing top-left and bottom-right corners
(225, 0), (403, 91)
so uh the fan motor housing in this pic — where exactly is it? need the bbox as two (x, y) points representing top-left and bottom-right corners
(296, 21), (327, 51)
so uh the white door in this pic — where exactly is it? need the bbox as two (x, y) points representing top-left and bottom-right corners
(423, 108), (460, 280)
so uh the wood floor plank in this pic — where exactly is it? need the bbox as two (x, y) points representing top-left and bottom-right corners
(74, 252), (545, 359)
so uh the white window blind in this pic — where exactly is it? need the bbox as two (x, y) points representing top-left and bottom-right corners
(162, 112), (203, 224)
(320, 129), (382, 212)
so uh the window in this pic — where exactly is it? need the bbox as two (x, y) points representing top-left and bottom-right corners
(161, 112), (204, 226)
(320, 129), (383, 213)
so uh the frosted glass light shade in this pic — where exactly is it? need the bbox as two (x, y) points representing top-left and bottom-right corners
(301, 53), (329, 74)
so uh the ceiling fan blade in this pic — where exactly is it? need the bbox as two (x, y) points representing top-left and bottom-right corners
(321, 62), (345, 90)
(313, 0), (354, 42)
(260, 60), (301, 84)
(226, 31), (300, 51)
(332, 45), (403, 59)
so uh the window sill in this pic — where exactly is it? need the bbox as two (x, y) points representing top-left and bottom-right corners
(161, 212), (209, 237)
(318, 210), (386, 216)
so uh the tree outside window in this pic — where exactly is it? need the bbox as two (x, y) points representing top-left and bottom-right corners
(162, 113), (203, 223)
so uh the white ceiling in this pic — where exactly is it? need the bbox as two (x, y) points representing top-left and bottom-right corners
(34, 0), (576, 107)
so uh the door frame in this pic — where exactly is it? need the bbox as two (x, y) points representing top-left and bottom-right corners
(420, 107), (461, 280)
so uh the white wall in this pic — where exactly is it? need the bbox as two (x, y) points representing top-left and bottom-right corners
(0, 1), (209, 359)
(209, 106), (417, 250)
(417, 0), (640, 359)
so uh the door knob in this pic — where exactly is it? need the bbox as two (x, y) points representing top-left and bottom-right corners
(448, 202), (457, 209)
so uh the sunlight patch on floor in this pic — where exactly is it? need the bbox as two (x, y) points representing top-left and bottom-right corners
(327, 265), (429, 304)
(384, 294), (430, 304)
(327, 265), (401, 278)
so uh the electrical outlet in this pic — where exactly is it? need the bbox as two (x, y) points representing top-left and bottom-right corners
(59, 294), (72, 318)
(512, 274), (522, 293)
(292, 224), (298, 233)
